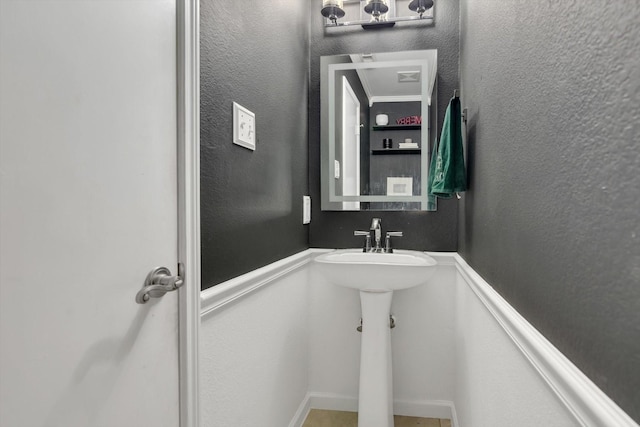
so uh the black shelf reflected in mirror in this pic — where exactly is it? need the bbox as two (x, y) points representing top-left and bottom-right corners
(373, 125), (421, 131)
(371, 149), (421, 155)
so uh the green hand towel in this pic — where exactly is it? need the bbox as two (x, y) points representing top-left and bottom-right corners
(428, 96), (466, 204)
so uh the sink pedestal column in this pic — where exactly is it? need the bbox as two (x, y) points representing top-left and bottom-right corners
(358, 289), (394, 427)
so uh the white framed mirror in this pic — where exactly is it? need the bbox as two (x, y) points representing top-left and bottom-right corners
(320, 49), (438, 211)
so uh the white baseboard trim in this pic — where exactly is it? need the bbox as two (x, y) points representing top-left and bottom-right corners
(200, 249), (317, 318)
(393, 399), (457, 424)
(288, 392), (459, 427)
(453, 254), (639, 427)
(307, 392), (358, 412)
(288, 392), (312, 427)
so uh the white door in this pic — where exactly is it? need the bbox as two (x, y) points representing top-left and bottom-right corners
(0, 2), (186, 426)
(341, 77), (361, 210)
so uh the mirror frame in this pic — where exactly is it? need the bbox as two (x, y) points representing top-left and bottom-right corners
(320, 51), (438, 211)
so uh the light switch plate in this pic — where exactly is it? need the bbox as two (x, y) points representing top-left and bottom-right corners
(233, 102), (256, 150)
(303, 196), (311, 224)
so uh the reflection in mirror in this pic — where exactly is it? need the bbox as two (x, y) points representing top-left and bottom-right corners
(321, 50), (438, 211)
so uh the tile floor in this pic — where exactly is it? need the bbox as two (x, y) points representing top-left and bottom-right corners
(302, 409), (452, 427)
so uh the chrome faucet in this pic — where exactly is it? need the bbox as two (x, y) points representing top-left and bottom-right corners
(354, 218), (403, 253)
(370, 218), (383, 252)
(354, 230), (372, 252)
(384, 231), (403, 253)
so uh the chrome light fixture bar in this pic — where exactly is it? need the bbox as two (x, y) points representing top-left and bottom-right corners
(322, 0), (434, 29)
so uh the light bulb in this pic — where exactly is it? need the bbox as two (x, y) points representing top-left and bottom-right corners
(408, 0), (434, 18)
(321, 0), (345, 25)
(364, 0), (389, 20)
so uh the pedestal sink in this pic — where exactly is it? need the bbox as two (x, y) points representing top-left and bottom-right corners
(314, 249), (437, 427)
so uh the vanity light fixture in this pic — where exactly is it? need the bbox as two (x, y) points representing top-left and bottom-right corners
(321, 0), (346, 25)
(322, 0), (434, 29)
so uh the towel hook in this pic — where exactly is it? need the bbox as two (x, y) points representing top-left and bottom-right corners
(453, 89), (459, 98)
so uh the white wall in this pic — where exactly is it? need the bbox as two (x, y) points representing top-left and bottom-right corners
(391, 257), (456, 407)
(199, 254), (310, 427)
(198, 250), (637, 427)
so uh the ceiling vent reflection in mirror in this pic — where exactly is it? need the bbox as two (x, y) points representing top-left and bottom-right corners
(321, 0), (434, 29)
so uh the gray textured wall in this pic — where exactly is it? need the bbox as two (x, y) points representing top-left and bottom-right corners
(309, 0), (461, 250)
(458, 0), (640, 421)
(200, 0), (309, 288)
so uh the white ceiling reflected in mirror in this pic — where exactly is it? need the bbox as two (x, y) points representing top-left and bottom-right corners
(320, 49), (438, 211)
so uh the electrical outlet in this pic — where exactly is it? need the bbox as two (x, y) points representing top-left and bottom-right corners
(233, 102), (256, 150)
(303, 196), (311, 224)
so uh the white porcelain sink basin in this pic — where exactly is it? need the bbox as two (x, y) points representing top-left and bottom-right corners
(314, 249), (437, 292)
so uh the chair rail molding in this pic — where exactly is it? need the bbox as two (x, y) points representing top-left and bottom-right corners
(200, 249), (318, 317)
(453, 254), (639, 427)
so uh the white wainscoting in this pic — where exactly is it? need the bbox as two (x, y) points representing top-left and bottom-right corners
(200, 251), (314, 427)
(453, 255), (638, 427)
(199, 249), (638, 427)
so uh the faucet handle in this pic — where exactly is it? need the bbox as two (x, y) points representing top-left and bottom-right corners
(384, 231), (403, 253)
(354, 230), (372, 252)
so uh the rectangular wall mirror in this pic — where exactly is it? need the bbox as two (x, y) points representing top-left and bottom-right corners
(320, 49), (438, 211)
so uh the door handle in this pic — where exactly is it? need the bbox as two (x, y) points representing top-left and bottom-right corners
(136, 264), (184, 304)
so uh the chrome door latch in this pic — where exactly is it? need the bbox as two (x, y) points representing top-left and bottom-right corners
(136, 263), (184, 304)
